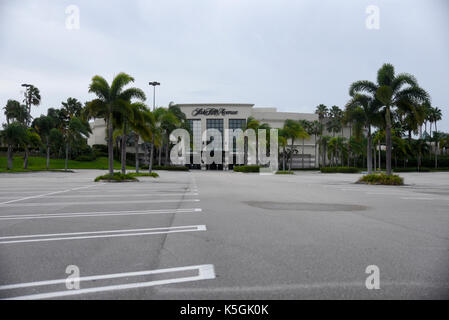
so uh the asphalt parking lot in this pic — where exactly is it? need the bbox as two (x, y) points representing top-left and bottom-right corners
(0, 170), (448, 299)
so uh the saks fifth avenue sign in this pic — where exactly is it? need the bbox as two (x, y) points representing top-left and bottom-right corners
(191, 108), (238, 117)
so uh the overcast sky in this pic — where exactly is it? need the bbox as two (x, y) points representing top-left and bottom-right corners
(1, 0), (448, 131)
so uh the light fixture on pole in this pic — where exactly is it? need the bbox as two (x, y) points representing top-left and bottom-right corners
(148, 81), (160, 111)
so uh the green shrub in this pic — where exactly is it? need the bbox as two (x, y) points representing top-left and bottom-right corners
(275, 171), (294, 174)
(357, 173), (404, 185)
(233, 165), (260, 173)
(130, 172), (159, 178)
(94, 172), (138, 182)
(320, 167), (360, 173)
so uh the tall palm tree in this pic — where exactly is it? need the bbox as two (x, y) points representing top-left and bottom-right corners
(23, 85), (41, 126)
(429, 107), (442, 134)
(114, 102), (150, 173)
(350, 63), (430, 175)
(298, 120), (312, 168)
(411, 138), (430, 171)
(32, 115), (54, 169)
(63, 117), (91, 171)
(86, 73), (146, 175)
(243, 117), (261, 165)
(310, 120), (323, 168)
(283, 120), (308, 171)
(129, 105), (152, 173)
(22, 85), (41, 169)
(345, 94), (382, 173)
(319, 135), (332, 167)
(149, 107), (168, 171)
(315, 104), (329, 121)
(315, 104), (328, 167)
(278, 128), (288, 171)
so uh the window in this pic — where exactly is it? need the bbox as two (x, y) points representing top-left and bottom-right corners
(206, 119), (223, 151)
(228, 119), (246, 152)
(188, 119), (202, 152)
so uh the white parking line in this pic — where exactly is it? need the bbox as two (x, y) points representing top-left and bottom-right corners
(0, 225), (207, 244)
(0, 199), (200, 207)
(1, 264), (216, 300)
(0, 208), (202, 221)
(0, 185), (102, 205)
(1, 193), (199, 199)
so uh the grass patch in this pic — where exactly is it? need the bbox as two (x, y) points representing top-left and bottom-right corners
(275, 171), (295, 175)
(0, 156), (128, 172)
(320, 167), (361, 173)
(129, 172), (159, 178)
(233, 165), (260, 173)
(357, 173), (404, 185)
(94, 172), (138, 182)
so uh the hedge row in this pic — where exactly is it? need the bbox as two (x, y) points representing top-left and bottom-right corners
(233, 165), (260, 173)
(320, 167), (361, 173)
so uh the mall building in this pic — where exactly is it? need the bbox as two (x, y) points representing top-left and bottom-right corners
(88, 103), (348, 170)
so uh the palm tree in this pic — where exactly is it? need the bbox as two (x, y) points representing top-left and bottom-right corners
(22, 85), (41, 169)
(345, 94), (382, 174)
(86, 73), (146, 175)
(310, 120), (323, 168)
(114, 102), (150, 174)
(315, 104), (329, 121)
(243, 117), (261, 165)
(3, 100), (30, 125)
(164, 105), (186, 165)
(148, 107), (167, 171)
(160, 108), (181, 166)
(315, 104), (328, 167)
(63, 117), (91, 171)
(411, 138), (430, 171)
(298, 120), (312, 168)
(1, 122), (28, 170)
(23, 85), (41, 126)
(129, 105), (152, 173)
(350, 63), (430, 175)
(278, 128), (288, 171)
(319, 135), (332, 167)
(373, 130), (385, 172)
(428, 106), (443, 162)
(328, 106), (343, 136)
(283, 120), (308, 171)
(32, 115), (54, 169)
(429, 107), (442, 135)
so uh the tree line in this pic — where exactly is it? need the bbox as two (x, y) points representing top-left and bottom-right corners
(1, 73), (189, 174)
(2, 65), (447, 174)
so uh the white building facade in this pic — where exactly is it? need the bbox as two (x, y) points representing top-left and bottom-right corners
(88, 103), (349, 170)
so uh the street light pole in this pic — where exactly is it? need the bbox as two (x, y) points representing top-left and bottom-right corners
(21, 83), (31, 126)
(148, 81), (160, 111)
(147, 81), (160, 172)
